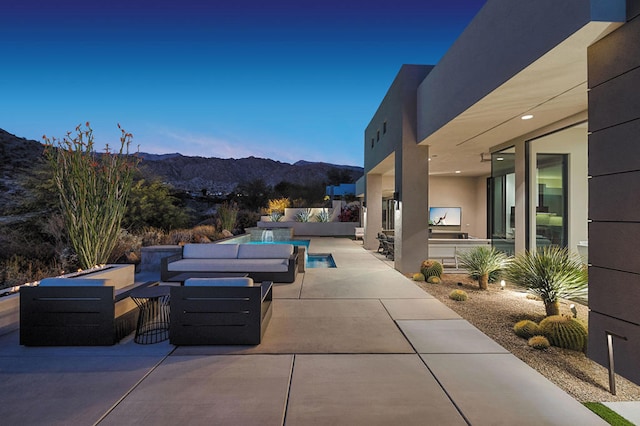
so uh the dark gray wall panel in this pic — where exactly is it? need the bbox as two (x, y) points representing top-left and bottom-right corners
(588, 17), (640, 87)
(589, 267), (640, 325)
(589, 119), (640, 176)
(589, 66), (640, 132)
(588, 311), (640, 386)
(629, 0), (640, 20)
(589, 171), (640, 221)
(589, 222), (640, 273)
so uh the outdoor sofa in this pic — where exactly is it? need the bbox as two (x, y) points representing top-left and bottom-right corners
(169, 277), (273, 345)
(161, 243), (298, 283)
(20, 277), (156, 346)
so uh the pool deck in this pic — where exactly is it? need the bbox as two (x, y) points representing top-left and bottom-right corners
(0, 237), (617, 425)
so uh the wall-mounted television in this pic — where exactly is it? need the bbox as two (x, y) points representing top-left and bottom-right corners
(429, 207), (462, 226)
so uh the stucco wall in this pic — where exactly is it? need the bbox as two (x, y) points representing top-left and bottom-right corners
(429, 176), (487, 238)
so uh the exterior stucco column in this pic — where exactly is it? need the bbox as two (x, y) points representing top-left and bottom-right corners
(364, 174), (382, 250)
(394, 144), (429, 274)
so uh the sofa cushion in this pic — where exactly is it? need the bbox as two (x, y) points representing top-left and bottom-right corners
(39, 278), (110, 287)
(182, 243), (239, 259)
(237, 244), (293, 259)
(184, 277), (255, 287)
(168, 258), (289, 273)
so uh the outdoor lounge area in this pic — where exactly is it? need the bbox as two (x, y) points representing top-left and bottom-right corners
(0, 238), (611, 425)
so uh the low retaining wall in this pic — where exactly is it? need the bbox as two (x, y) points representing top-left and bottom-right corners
(257, 221), (359, 236)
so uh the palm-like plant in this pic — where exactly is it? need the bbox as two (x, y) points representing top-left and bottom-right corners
(504, 246), (588, 316)
(457, 246), (509, 290)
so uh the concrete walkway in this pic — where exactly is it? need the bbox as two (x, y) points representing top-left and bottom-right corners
(0, 238), (608, 425)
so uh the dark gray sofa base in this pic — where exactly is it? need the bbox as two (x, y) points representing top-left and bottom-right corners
(169, 281), (273, 345)
(20, 281), (155, 346)
(161, 247), (298, 283)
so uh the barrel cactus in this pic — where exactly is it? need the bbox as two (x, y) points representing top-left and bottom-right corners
(528, 335), (550, 350)
(539, 315), (588, 352)
(427, 276), (441, 284)
(513, 320), (540, 339)
(420, 260), (443, 279)
(449, 289), (468, 301)
(412, 273), (426, 282)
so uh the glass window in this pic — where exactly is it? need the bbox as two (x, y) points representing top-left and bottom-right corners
(490, 147), (516, 255)
(535, 154), (567, 249)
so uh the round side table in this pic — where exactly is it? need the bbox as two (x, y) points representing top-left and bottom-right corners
(130, 285), (171, 344)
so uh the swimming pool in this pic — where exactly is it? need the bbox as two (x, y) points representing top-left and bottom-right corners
(307, 254), (337, 268)
(246, 240), (335, 268)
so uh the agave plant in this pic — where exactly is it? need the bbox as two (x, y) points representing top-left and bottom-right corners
(457, 246), (509, 290)
(269, 211), (283, 222)
(314, 208), (331, 223)
(504, 246), (588, 316)
(295, 208), (313, 223)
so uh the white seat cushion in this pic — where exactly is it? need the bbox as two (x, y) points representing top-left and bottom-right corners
(237, 244), (293, 259)
(182, 243), (239, 259)
(168, 258), (289, 273)
(184, 277), (255, 287)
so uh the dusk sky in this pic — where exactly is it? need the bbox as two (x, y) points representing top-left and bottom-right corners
(2, 0), (486, 166)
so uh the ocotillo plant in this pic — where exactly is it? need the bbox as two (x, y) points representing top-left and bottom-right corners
(43, 123), (139, 269)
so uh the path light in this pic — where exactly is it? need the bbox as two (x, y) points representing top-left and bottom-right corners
(570, 304), (577, 318)
(500, 280), (506, 290)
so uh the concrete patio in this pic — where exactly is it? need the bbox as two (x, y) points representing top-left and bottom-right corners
(0, 238), (608, 425)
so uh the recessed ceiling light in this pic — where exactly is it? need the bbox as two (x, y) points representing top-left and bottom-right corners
(521, 114), (534, 120)
(455, 170), (461, 174)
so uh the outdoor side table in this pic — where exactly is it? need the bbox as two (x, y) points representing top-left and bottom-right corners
(130, 285), (171, 344)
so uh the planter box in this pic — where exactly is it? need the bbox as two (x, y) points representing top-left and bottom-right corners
(257, 221), (359, 236)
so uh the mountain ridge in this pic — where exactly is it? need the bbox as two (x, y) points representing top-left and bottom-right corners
(1, 128), (363, 211)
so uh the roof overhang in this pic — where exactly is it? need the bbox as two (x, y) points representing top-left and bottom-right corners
(419, 21), (622, 176)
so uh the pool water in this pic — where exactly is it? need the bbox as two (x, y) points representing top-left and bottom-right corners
(247, 240), (335, 268)
(307, 254), (337, 268)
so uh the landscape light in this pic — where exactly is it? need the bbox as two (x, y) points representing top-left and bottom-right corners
(500, 280), (506, 290)
(570, 304), (577, 318)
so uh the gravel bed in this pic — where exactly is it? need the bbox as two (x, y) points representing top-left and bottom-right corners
(414, 273), (640, 403)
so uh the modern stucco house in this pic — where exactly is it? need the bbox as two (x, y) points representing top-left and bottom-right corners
(357, 0), (639, 385)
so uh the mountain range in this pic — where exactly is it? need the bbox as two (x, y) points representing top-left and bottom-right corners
(0, 128), (363, 214)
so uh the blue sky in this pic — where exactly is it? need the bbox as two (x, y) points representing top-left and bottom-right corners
(2, 0), (486, 166)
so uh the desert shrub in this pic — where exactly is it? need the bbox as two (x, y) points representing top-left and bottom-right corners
(108, 230), (142, 263)
(123, 179), (192, 231)
(412, 273), (425, 282)
(513, 320), (540, 339)
(528, 335), (550, 350)
(420, 259), (443, 279)
(449, 289), (468, 301)
(43, 123), (138, 269)
(538, 315), (588, 352)
(191, 225), (218, 242)
(338, 204), (360, 222)
(427, 276), (441, 284)
(0, 255), (62, 289)
(504, 246), (588, 316)
(268, 197), (290, 214)
(217, 202), (239, 232)
(457, 246), (509, 290)
(167, 229), (195, 245)
(236, 210), (261, 233)
(139, 227), (169, 246)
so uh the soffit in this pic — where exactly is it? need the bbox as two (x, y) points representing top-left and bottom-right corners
(420, 21), (622, 177)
